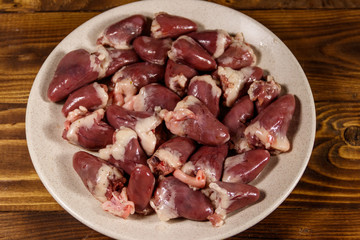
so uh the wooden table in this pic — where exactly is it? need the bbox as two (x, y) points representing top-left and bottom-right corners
(1, 0), (360, 239)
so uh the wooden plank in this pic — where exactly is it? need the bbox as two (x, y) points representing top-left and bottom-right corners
(1, 10), (360, 103)
(231, 208), (360, 239)
(0, 106), (26, 139)
(0, 139), (61, 211)
(1, 0), (360, 12)
(282, 102), (360, 208)
(0, 104), (25, 123)
(0, 180), (61, 211)
(0, 0), (138, 12)
(0, 211), (108, 239)
(0, 140), (36, 179)
(309, 102), (360, 180)
(0, 122), (25, 139)
(210, 0), (360, 10)
(0, 208), (359, 239)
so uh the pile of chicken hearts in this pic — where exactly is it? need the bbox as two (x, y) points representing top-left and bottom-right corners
(47, 12), (296, 227)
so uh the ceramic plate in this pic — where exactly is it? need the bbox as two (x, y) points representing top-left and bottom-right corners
(26, 0), (316, 239)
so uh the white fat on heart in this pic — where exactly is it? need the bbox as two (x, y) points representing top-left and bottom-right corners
(218, 66), (247, 107)
(244, 120), (290, 152)
(135, 115), (162, 156)
(189, 75), (222, 98)
(113, 22), (136, 49)
(96, 45), (111, 78)
(131, 86), (147, 111)
(203, 182), (233, 219)
(161, 97), (197, 136)
(248, 80), (260, 101)
(66, 109), (104, 144)
(121, 95), (137, 111)
(181, 161), (195, 175)
(231, 134), (252, 154)
(169, 74), (188, 95)
(233, 32), (245, 43)
(202, 162), (218, 184)
(161, 110), (188, 137)
(150, 184), (178, 221)
(166, 108), (195, 122)
(219, 56), (233, 65)
(99, 127), (137, 161)
(102, 188), (135, 218)
(150, 18), (161, 38)
(222, 154), (246, 183)
(89, 46), (111, 78)
(109, 49), (122, 59)
(175, 95), (200, 110)
(89, 54), (100, 76)
(99, 23), (134, 49)
(113, 79), (138, 106)
(87, 163), (123, 203)
(242, 44), (257, 66)
(66, 106), (88, 123)
(168, 36), (190, 61)
(92, 82), (109, 108)
(112, 66), (125, 83)
(224, 154), (246, 169)
(233, 32), (257, 66)
(181, 161), (217, 184)
(155, 147), (182, 169)
(167, 44), (181, 62)
(241, 66), (256, 80)
(248, 75), (281, 102)
(213, 29), (230, 58)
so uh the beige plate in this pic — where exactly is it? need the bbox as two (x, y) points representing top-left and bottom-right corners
(26, 0), (316, 239)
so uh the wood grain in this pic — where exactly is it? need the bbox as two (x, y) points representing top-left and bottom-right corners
(1, 0), (360, 12)
(0, 208), (359, 240)
(0, 211), (109, 239)
(0, 138), (61, 211)
(282, 102), (360, 208)
(0, 104), (26, 139)
(0, 102), (60, 211)
(209, 0), (360, 10)
(231, 208), (360, 239)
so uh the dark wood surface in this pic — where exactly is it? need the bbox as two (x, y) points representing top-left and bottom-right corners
(1, 0), (360, 239)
